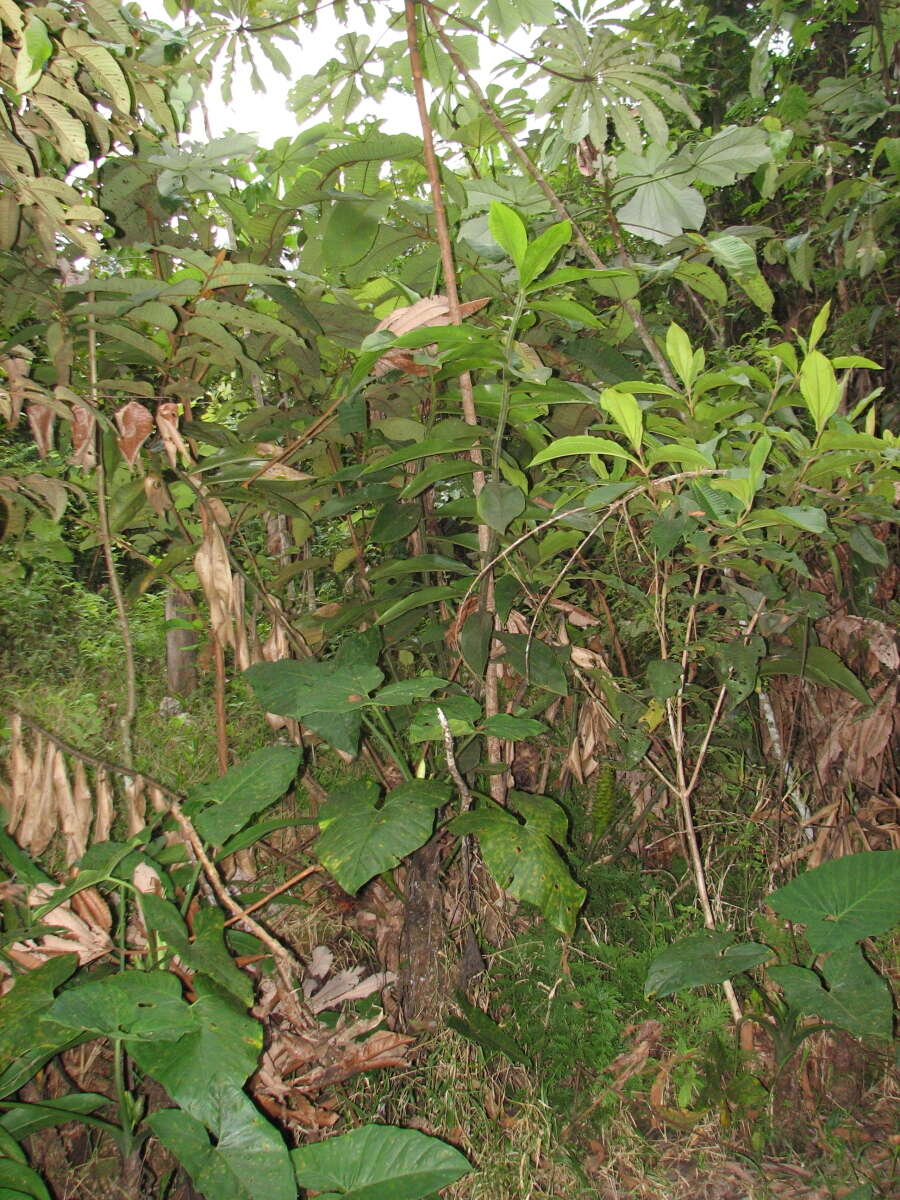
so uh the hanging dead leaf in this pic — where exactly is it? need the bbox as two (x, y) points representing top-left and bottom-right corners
(606, 1020), (663, 1092)
(148, 784), (167, 813)
(115, 400), (153, 469)
(144, 473), (170, 515)
(27, 403), (56, 459)
(69, 404), (96, 470)
(92, 767), (114, 843)
(231, 575), (251, 671)
(0, 345), (33, 426)
(125, 775), (146, 836)
(53, 749), (90, 865)
(133, 862), (164, 896)
(156, 402), (192, 470)
(372, 295), (489, 377)
(17, 739), (56, 855)
(576, 136), (599, 177)
(194, 521), (234, 647)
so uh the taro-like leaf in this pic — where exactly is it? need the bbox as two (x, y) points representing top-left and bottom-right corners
(190, 746), (301, 845)
(138, 894), (252, 1006)
(48, 971), (195, 1042)
(769, 946), (893, 1042)
(244, 659), (384, 718)
(645, 932), (771, 998)
(451, 808), (584, 935)
(0, 955), (82, 1100)
(408, 696), (482, 743)
(316, 781), (447, 894)
(149, 1084), (295, 1200)
(0, 1095), (112, 1140)
(291, 1123), (471, 1199)
(768, 850), (900, 953)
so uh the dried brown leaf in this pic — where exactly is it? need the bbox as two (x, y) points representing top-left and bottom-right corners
(69, 404), (96, 469)
(53, 749), (89, 865)
(156, 402), (192, 470)
(125, 776), (146, 836)
(6, 712), (27, 834)
(115, 401), (153, 469)
(27, 403), (55, 459)
(372, 295), (489, 377)
(144, 473), (170, 515)
(0, 346), (32, 426)
(194, 522), (234, 647)
(92, 767), (113, 844)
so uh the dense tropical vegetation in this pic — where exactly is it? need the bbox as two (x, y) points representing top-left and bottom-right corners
(0, 0), (898, 1196)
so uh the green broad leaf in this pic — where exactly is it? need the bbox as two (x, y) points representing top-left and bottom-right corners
(735, 271), (774, 314)
(807, 300), (830, 352)
(375, 585), (464, 627)
(0, 1096), (113, 1141)
(0, 956), (82, 1100)
(477, 481), (526, 534)
(316, 781), (448, 894)
(525, 266), (616, 293)
(706, 234), (757, 276)
(291, 1124), (471, 1199)
(408, 697), (482, 742)
(480, 714), (547, 742)
(369, 500), (420, 544)
(244, 659), (384, 719)
(451, 809), (584, 934)
(497, 633), (569, 696)
(687, 125), (771, 185)
(129, 988), (262, 1124)
(446, 992), (531, 1067)
(148, 1108), (254, 1200)
(149, 1085), (295, 1200)
(323, 200), (380, 269)
(645, 932), (771, 998)
(399, 459), (479, 500)
(774, 949), (893, 1042)
(138, 896), (252, 1006)
(600, 387), (643, 452)
(760, 645), (871, 707)
(616, 175), (705, 245)
(768, 850), (900, 953)
(646, 659), (682, 701)
(48, 972), (195, 1043)
(587, 268), (640, 300)
(507, 791), (568, 845)
(367, 554), (471, 580)
(799, 350), (841, 433)
(191, 747), (301, 845)
(665, 323), (694, 388)
(531, 298), (604, 328)
(459, 608), (494, 677)
(645, 443), (715, 470)
(520, 220), (570, 289)
(360, 430), (480, 475)
(373, 678), (450, 706)
(488, 201), (527, 270)
(769, 950), (893, 1042)
(742, 506), (829, 535)
(14, 15), (52, 93)
(673, 261), (727, 304)
(0, 1157), (51, 1200)
(528, 436), (637, 468)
